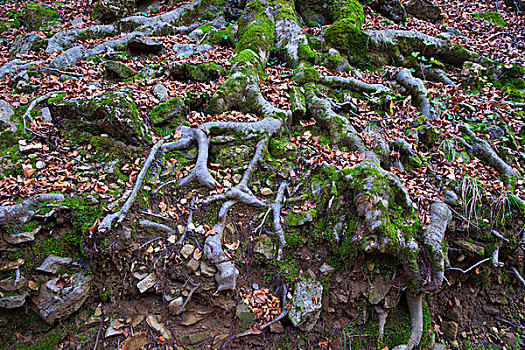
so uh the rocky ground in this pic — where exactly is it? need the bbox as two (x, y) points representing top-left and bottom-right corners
(0, 0), (525, 349)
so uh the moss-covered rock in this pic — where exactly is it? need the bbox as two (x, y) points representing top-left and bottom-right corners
(325, 19), (372, 69)
(9, 33), (44, 56)
(185, 62), (226, 82)
(296, 0), (364, 27)
(474, 11), (506, 26)
(104, 61), (136, 80)
(0, 20), (21, 33)
(91, 0), (136, 22)
(268, 137), (298, 160)
(321, 48), (352, 72)
(148, 97), (187, 126)
(361, 0), (406, 23)
(24, 3), (60, 31)
(50, 91), (150, 145)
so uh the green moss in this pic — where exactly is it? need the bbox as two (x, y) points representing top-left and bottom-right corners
(268, 137), (298, 160)
(235, 0), (275, 56)
(185, 62), (226, 81)
(325, 19), (372, 69)
(297, 43), (317, 64)
(180, 0), (224, 24)
(474, 11), (506, 26)
(293, 67), (321, 85)
(331, 0), (365, 26)
(148, 97), (187, 126)
(24, 3), (60, 31)
(0, 20), (21, 33)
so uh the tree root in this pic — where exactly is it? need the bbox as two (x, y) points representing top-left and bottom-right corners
(406, 292), (423, 350)
(271, 181), (287, 260)
(421, 201), (452, 291)
(21, 91), (65, 133)
(177, 129), (217, 189)
(395, 68), (434, 120)
(178, 196), (196, 245)
(98, 136), (169, 233)
(0, 59), (44, 79)
(137, 219), (175, 234)
(375, 305), (389, 342)
(175, 280), (201, 315)
(0, 193), (64, 225)
(510, 267), (525, 287)
(219, 284), (288, 349)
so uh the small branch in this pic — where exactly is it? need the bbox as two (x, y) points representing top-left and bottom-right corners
(447, 257), (491, 274)
(175, 281), (201, 315)
(178, 196), (196, 245)
(93, 318), (104, 350)
(510, 267), (525, 287)
(271, 182), (287, 260)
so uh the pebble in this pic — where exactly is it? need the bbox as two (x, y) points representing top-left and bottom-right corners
(261, 187), (273, 196)
(180, 244), (195, 259)
(36, 161), (46, 169)
(136, 273), (157, 293)
(146, 315), (171, 340)
(187, 258), (200, 272)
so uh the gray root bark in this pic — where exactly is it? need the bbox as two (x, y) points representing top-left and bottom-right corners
(395, 68), (434, 120)
(21, 91), (65, 132)
(421, 201), (452, 292)
(406, 292), (423, 350)
(138, 219), (176, 234)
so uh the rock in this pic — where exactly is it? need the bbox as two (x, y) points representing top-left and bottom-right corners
(128, 36), (163, 53)
(483, 304), (500, 316)
(261, 187), (273, 196)
(236, 304), (255, 327)
(181, 332), (212, 345)
(24, 3), (60, 31)
(186, 258), (200, 272)
(32, 272), (92, 323)
(49, 90), (151, 145)
(36, 254), (72, 274)
(406, 0), (443, 23)
(319, 262), (335, 274)
(0, 291), (28, 309)
(487, 126), (505, 141)
(0, 276), (27, 291)
(0, 259), (25, 272)
(180, 244), (195, 259)
(270, 320), (285, 333)
(5, 229), (38, 245)
(92, 0), (136, 22)
(442, 320), (459, 340)
(455, 240), (485, 256)
(28, 280), (39, 291)
(172, 43), (212, 58)
(105, 318), (125, 338)
(200, 261), (217, 278)
(285, 209), (316, 227)
(9, 33), (43, 56)
(71, 16), (85, 28)
(152, 83), (168, 101)
(120, 336), (149, 350)
(365, 277), (391, 304)
(148, 97), (186, 126)
(36, 160), (46, 169)
(363, 0), (407, 23)
(146, 315), (171, 340)
(253, 234), (274, 260)
(136, 273), (157, 293)
(48, 46), (85, 71)
(446, 305), (462, 322)
(105, 61), (136, 80)
(213, 333), (229, 344)
(289, 278), (323, 331)
(19, 140), (43, 153)
(443, 189), (458, 205)
(179, 312), (206, 326)
(168, 296), (184, 312)
(0, 99), (15, 132)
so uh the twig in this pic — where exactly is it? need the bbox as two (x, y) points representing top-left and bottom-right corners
(178, 196), (196, 245)
(220, 284), (288, 349)
(175, 281), (201, 315)
(134, 237), (164, 251)
(93, 319), (104, 350)
(139, 211), (172, 221)
(510, 267), (525, 287)
(447, 257), (491, 274)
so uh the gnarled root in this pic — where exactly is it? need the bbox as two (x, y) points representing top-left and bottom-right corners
(395, 68), (434, 120)
(375, 305), (389, 343)
(406, 292), (423, 350)
(177, 128), (217, 189)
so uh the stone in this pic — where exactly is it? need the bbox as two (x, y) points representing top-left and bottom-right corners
(406, 0), (443, 23)
(19, 140), (42, 153)
(236, 304), (255, 327)
(105, 318), (125, 338)
(147, 97), (186, 126)
(285, 209), (315, 227)
(146, 315), (171, 340)
(71, 17), (85, 28)
(261, 187), (273, 196)
(36, 254), (72, 274)
(136, 273), (157, 293)
(483, 304), (500, 316)
(28, 280), (39, 291)
(362, 0), (407, 23)
(5, 226), (40, 245)
(172, 43), (212, 58)
(120, 336), (150, 350)
(442, 320), (459, 340)
(0, 99), (15, 132)
(187, 258), (200, 272)
(0, 291), (27, 308)
(200, 261), (217, 278)
(181, 332), (212, 345)
(365, 277), (391, 304)
(128, 36), (163, 53)
(270, 320), (285, 333)
(152, 83), (169, 101)
(0, 276), (27, 291)
(180, 244), (195, 259)
(36, 160), (46, 169)
(289, 278), (323, 331)
(105, 61), (136, 80)
(319, 262), (335, 274)
(32, 272), (92, 323)
(168, 296), (184, 312)
(9, 33), (43, 56)
(455, 240), (485, 256)
(24, 3), (60, 31)
(487, 126), (505, 141)
(180, 312), (206, 326)
(92, 0), (136, 22)
(253, 234), (274, 260)
(49, 90), (151, 145)
(0, 259), (25, 272)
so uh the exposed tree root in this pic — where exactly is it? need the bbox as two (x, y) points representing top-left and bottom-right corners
(178, 196), (196, 245)
(395, 68), (434, 120)
(0, 59), (43, 79)
(175, 280), (201, 315)
(510, 267), (525, 287)
(375, 305), (389, 342)
(0, 193), (64, 225)
(98, 136), (169, 233)
(177, 129), (217, 189)
(406, 292), (423, 350)
(21, 91), (65, 133)
(271, 181), (288, 260)
(137, 219), (176, 234)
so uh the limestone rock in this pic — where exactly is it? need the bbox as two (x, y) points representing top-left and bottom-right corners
(406, 0), (443, 23)
(152, 83), (168, 101)
(285, 209), (316, 227)
(50, 90), (151, 145)
(10, 34), (43, 56)
(92, 0), (136, 23)
(32, 272), (92, 323)
(168, 296), (184, 312)
(146, 315), (171, 340)
(48, 46), (85, 71)
(443, 189), (458, 205)
(236, 304), (255, 327)
(179, 312), (206, 326)
(128, 36), (163, 53)
(200, 261), (217, 278)
(254, 234), (274, 260)
(362, 0), (407, 23)
(442, 320), (458, 340)
(105, 318), (125, 338)
(181, 332), (212, 345)
(0, 291), (28, 308)
(455, 240), (485, 256)
(365, 277), (391, 304)
(36, 254), (72, 274)
(5, 226), (40, 245)
(180, 244), (195, 259)
(0, 99), (15, 132)
(148, 97), (186, 126)
(136, 273), (157, 293)
(0, 276), (27, 291)
(24, 3), (60, 31)
(289, 278), (323, 331)
(187, 258), (200, 272)
(172, 43), (212, 58)
(319, 262), (335, 274)
(105, 61), (136, 80)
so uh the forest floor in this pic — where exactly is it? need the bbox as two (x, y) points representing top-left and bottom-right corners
(0, 0), (525, 349)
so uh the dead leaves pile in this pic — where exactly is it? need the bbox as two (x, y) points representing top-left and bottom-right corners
(240, 288), (283, 332)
